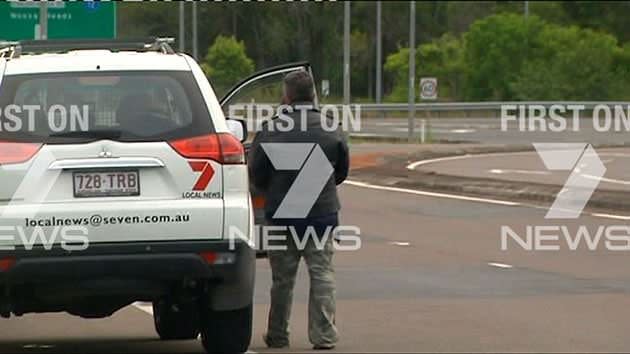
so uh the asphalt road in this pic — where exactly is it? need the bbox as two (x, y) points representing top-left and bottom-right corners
(2, 183), (630, 353)
(358, 117), (630, 144)
(411, 148), (630, 192)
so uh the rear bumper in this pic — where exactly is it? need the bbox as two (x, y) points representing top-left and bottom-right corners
(0, 240), (255, 312)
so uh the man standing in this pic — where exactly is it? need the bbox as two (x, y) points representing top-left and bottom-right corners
(248, 70), (349, 350)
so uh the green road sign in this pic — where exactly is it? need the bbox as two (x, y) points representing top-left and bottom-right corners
(0, 1), (116, 40)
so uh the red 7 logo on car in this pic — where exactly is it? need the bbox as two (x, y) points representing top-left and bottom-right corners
(189, 161), (215, 191)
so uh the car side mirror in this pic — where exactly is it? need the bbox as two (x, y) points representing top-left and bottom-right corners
(226, 118), (247, 142)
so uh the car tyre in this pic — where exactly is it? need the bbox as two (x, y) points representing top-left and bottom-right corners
(153, 300), (199, 340)
(201, 304), (252, 354)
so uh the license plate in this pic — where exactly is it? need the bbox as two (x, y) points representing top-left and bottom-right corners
(73, 170), (140, 198)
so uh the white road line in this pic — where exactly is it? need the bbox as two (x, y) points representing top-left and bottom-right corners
(402, 151), (630, 219)
(407, 151), (630, 171)
(597, 153), (630, 157)
(488, 262), (513, 269)
(590, 213), (630, 220)
(406, 154), (470, 170)
(345, 179), (630, 220)
(406, 151), (535, 171)
(450, 129), (476, 133)
(489, 168), (550, 175)
(343, 180), (520, 206)
(582, 174), (630, 185)
(390, 241), (411, 246)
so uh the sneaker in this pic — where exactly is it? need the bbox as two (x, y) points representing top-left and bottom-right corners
(263, 333), (289, 349)
(313, 343), (336, 350)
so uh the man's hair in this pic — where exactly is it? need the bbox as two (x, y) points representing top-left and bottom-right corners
(283, 70), (314, 102)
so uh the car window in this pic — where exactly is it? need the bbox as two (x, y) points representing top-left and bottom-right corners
(0, 71), (214, 143)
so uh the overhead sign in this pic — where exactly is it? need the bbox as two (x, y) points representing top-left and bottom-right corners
(420, 77), (438, 100)
(0, 1), (116, 40)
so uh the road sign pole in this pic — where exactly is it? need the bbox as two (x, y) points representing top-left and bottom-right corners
(179, 2), (185, 53)
(39, 2), (47, 40)
(192, 1), (198, 60)
(408, 1), (416, 142)
(524, 1), (529, 18)
(375, 1), (382, 105)
(343, 1), (351, 106)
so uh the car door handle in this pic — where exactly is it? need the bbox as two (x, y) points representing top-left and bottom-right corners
(48, 157), (165, 170)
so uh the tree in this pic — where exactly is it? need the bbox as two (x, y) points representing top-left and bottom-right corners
(116, 2), (630, 101)
(201, 35), (255, 96)
(384, 34), (465, 102)
(511, 25), (626, 100)
(462, 13), (546, 100)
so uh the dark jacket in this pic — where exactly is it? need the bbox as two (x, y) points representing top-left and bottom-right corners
(248, 101), (349, 220)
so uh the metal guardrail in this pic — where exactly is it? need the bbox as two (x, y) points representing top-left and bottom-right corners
(234, 101), (630, 142)
(333, 101), (630, 111)
(235, 101), (630, 112)
(232, 101), (630, 143)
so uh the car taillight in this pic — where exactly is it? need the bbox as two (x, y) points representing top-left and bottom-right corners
(253, 196), (266, 209)
(168, 133), (245, 164)
(199, 251), (236, 265)
(0, 141), (41, 165)
(218, 133), (246, 164)
(0, 257), (15, 272)
(199, 251), (217, 264)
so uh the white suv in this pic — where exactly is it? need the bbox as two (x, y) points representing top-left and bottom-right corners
(0, 38), (314, 353)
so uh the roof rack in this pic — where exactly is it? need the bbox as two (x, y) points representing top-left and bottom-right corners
(0, 37), (176, 59)
(0, 41), (20, 59)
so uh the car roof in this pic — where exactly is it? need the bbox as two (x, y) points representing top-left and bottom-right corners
(3, 50), (192, 75)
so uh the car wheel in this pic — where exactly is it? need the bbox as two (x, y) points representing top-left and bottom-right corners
(201, 304), (252, 354)
(153, 300), (199, 340)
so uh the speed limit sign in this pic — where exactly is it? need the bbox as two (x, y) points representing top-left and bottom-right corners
(420, 77), (437, 100)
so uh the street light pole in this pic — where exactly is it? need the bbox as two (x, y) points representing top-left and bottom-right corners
(408, 1), (416, 142)
(39, 2), (48, 40)
(343, 1), (351, 106)
(375, 1), (382, 105)
(179, 2), (185, 53)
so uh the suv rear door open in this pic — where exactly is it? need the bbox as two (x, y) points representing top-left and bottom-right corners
(219, 62), (318, 230)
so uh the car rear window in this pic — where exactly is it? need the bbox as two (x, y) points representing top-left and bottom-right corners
(0, 71), (214, 143)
